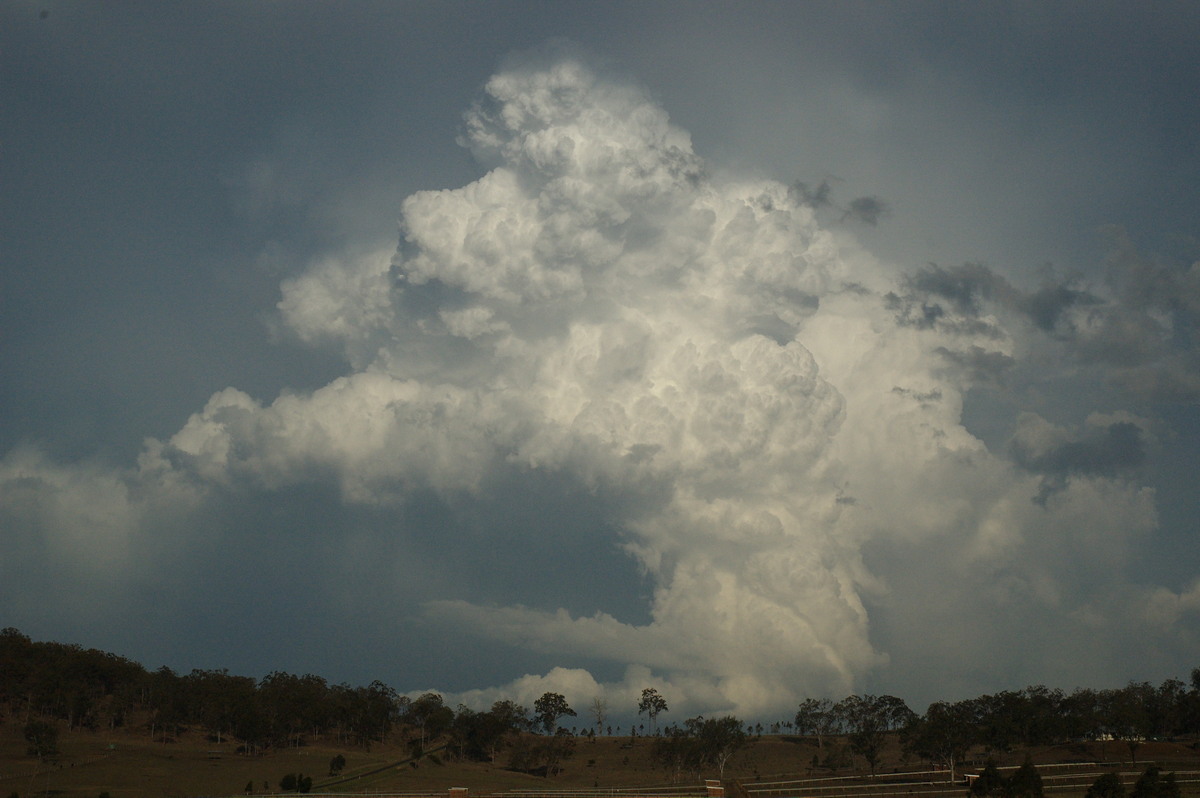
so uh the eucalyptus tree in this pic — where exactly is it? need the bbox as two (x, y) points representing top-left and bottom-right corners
(638, 688), (668, 734)
(837, 695), (896, 775)
(795, 697), (837, 751)
(903, 699), (978, 783)
(590, 696), (608, 737)
(534, 691), (576, 734)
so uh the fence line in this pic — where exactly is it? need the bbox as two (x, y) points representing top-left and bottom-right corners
(743, 762), (1200, 798)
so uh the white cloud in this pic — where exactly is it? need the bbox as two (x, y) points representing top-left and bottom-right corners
(277, 249), (395, 355)
(1, 47), (1189, 716)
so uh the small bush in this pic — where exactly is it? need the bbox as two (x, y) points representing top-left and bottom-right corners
(971, 760), (1005, 798)
(1086, 772), (1126, 798)
(1132, 767), (1180, 798)
(1007, 756), (1044, 798)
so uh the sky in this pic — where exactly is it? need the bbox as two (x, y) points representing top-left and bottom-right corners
(2, 1), (1199, 723)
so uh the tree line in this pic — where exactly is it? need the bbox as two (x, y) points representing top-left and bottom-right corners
(0, 628), (657, 776)
(4, 628), (1200, 780)
(792, 676), (1200, 779)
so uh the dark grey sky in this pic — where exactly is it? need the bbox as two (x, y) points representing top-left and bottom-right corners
(2, 2), (1198, 718)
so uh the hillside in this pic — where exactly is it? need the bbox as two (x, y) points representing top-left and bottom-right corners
(3, 717), (1200, 798)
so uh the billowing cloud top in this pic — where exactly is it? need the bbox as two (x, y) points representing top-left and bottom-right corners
(3, 49), (1196, 718)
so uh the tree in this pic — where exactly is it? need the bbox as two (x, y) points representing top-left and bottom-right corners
(1006, 755), (1044, 798)
(534, 692), (576, 735)
(1132, 767), (1181, 798)
(1105, 683), (1153, 763)
(795, 697), (837, 751)
(971, 760), (1006, 798)
(360, 680), (403, 744)
(449, 704), (522, 762)
(1062, 688), (1104, 744)
(638, 688), (668, 734)
(328, 754), (346, 775)
(508, 727), (576, 776)
(23, 719), (59, 760)
(408, 692), (452, 749)
(653, 725), (700, 783)
(186, 668), (258, 745)
(687, 715), (748, 778)
(490, 699), (530, 733)
(1151, 679), (1187, 738)
(838, 694), (889, 775)
(1086, 772), (1127, 798)
(542, 728), (577, 776)
(902, 700), (977, 783)
(876, 694), (918, 730)
(590, 696), (608, 737)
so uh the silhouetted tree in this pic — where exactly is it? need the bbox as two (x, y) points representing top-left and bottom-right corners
(687, 715), (748, 778)
(638, 688), (668, 734)
(795, 697), (838, 751)
(903, 700), (977, 782)
(1105, 683), (1153, 763)
(534, 692), (576, 735)
(408, 691), (451, 749)
(838, 694), (890, 775)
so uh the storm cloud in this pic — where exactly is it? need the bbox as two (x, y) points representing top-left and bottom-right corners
(3, 5), (1200, 718)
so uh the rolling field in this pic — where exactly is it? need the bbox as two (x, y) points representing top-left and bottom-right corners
(2, 720), (1199, 798)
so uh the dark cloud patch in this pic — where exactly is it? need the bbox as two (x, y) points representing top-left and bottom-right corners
(885, 263), (1014, 338)
(744, 314), (799, 346)
(1012, 421), (1145, 477)
(789, 179), (835, 210)
(1019, 281), (1097, 332)
(788, 179), (888, 227)
(889, 245), (1200, 403)
(905, 263), (1010, 316)
(843, 195), (889, 226)
(1010, 415), (1147, 505)
(884, 289), (1005, 337)
(934, 345), (1015, 387)
(891, 386), (943, 407)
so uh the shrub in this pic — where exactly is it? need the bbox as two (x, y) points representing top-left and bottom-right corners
(1006, 756), (1044, 798)
(1132, 767), (1180, 798)
(971, 760), (1005, 798)
(23, 720), (59, 760)
(1086, 772), (1126, 798)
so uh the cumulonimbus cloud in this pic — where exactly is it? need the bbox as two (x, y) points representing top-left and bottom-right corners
(2, 46), (1193, 717)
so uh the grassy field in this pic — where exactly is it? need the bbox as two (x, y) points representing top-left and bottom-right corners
(2, 719), (1199, 798)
